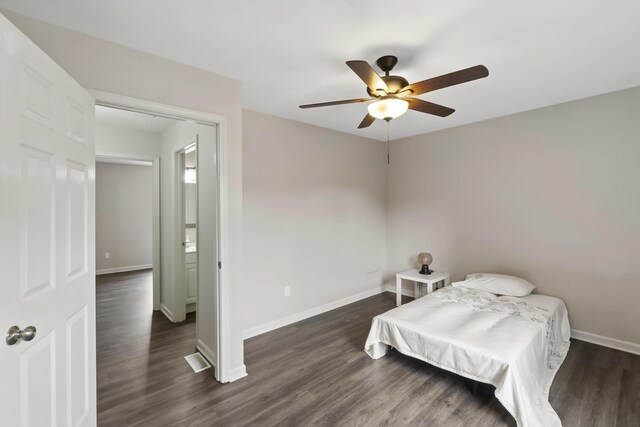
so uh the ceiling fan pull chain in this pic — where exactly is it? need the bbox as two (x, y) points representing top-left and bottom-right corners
(387, 122), (390, 165)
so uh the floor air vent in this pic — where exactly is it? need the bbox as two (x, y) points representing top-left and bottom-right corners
(184, 352), (212, 373)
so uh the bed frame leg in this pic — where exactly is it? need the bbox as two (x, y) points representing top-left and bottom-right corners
(386, 346), (395, 357)
(472, 380), (479, 396)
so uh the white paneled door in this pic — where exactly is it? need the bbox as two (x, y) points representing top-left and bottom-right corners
(0, 13), (96, 427)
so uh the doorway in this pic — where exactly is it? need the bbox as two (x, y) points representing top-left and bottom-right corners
(92, 91), (232, 383)
(94, 105), (164, 312)
(179, 142), (199, 315)
(95, 160), (153, 281)
(93, 100), (222, 381)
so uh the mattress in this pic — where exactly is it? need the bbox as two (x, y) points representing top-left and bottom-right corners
(364, 286), (571, 427)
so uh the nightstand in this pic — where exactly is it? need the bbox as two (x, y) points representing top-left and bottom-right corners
(395, 269), (451, 306)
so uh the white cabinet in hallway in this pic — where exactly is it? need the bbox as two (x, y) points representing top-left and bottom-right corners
(185, 251), (197, 310)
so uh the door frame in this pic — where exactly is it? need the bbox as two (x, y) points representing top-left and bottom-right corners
(94, 154), (161, 311)
(90, 90), (231, 383)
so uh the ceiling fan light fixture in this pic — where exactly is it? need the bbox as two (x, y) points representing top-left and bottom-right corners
(367, 97), (409, 120)
(299, 57), (488, 129)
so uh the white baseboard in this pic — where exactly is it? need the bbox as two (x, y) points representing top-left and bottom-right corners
(225, 364), (247, 383)
(243, 286), (385, 340)
(571, 329), (640, 356)
(196, 339), (217, 368)
(186, 302), (196, 314)
(96, 264), (152, 275)
(384, 284), (416, 298)
(160, 303), (175, 323)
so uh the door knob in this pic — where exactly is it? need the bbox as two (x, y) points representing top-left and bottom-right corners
(5, 325), (37, 346)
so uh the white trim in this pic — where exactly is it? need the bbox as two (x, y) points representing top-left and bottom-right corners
(90, 91), (228, 125)
(95, 152), (161, 311)
(571, 329), (640, 356)
(151, 157), (161, 311)
(96, 264), (153, 276)
(226, 364), (247, 383)
(160, 303), (175, 323)
(95, 152), (158, 162)
(215, 111), (231, 383)
(243, 287), (384, 340)
(196, 339), (217, 368)
(96, 157), (152, 167)
(91, 90), (231, 384)
(384, 284), (416, 298)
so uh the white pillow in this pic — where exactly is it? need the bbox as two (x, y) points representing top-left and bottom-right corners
(454, 273), (536, 297)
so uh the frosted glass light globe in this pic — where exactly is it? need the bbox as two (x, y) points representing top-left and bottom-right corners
(367, 97), (409, 120)
(417, 252), (433, 266)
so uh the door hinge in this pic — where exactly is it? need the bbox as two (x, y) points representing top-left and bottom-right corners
(218, 261), (222, 269)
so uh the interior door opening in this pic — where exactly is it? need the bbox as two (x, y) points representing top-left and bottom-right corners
(93, 103), (220, 388)
(94, 105), (165, 311)
(180, 142), (198, 316)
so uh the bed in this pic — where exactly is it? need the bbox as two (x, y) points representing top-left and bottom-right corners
(364, 280), (571, 427)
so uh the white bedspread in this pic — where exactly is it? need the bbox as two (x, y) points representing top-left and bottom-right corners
(364, 287), (571, 427)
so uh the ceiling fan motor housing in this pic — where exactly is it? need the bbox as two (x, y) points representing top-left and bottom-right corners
(366, 55), (409, 96)
(367, 75), (409, 96)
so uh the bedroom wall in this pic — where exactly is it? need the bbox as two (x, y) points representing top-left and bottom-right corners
(95, 123), (161, 158)
(3, 10), (247, 378)
(242, 110), (387, 336)
(386, 86), (640, 346)
(96, 162), (153, 273)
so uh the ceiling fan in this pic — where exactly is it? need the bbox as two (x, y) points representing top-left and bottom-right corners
(299, 55), (489, 129)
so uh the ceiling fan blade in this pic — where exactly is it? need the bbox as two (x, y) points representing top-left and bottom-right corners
(358, 113), (376, 129)
(346, 60), (389, 93)
(299, 97), (373, 109)
(407, 98), (455, 117)
(401, 65), (489, 96)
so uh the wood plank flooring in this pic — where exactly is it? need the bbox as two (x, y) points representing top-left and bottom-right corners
(97, 270), (640, 426)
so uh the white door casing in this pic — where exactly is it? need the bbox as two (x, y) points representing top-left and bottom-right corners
(0, 13), (96, 427)
(91, 91), (235, 382)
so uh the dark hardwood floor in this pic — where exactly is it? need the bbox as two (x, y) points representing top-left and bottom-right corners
(97, 270), (640, 426)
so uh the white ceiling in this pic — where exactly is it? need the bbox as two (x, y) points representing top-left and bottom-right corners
(95, 105), (175, 134)
(3, 1), (640, 141)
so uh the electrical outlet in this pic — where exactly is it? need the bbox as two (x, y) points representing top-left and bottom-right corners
(105, 252), (110, 259)
(284, 286), (291, 297)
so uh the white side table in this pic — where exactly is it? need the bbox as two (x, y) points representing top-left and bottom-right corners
(395, 269), (451, 306)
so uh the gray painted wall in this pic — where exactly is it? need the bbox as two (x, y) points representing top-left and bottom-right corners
(387, 86), (640, 345)
(96, 123), (161, 157)
(242, 110), (387, 333)
(96, 162), (152, 272)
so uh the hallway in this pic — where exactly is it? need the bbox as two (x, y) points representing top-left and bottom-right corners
(96, 270), (208, 425)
